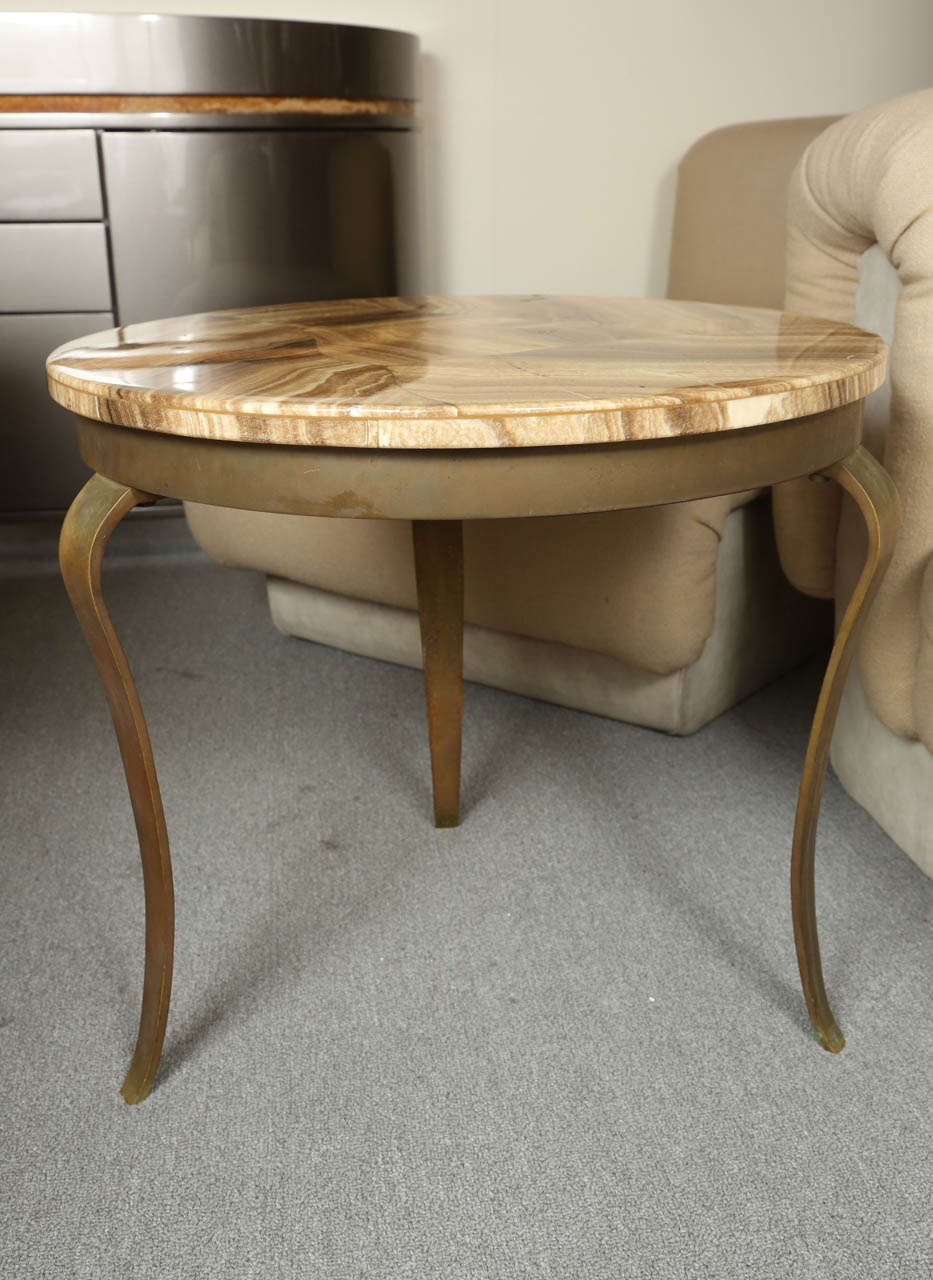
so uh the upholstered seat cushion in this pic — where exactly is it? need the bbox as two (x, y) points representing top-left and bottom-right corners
(186, 491), (751, 676)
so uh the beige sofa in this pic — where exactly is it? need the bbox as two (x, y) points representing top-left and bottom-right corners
(185, 115), (834, 738)
(774, 89), (933, 877)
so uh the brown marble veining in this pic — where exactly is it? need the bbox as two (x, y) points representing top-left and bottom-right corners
(46, 296), (887, 449)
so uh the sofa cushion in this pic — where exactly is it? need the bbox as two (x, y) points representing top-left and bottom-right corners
(266, 496), (829, 735)
(185, 492), (753, 677)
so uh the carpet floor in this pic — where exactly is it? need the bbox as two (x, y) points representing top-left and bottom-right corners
(1, 533), (930, 1279)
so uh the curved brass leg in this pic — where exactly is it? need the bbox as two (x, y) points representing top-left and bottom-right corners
(412, 519), (464, 828)
(792, 446), (899, 1051)
(59, 474), (174, 1103)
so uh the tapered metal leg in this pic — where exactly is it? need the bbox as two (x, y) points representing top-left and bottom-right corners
(59, 474), (174, 1103)
(792, 447), (899, 1051)
(412, 519), (464, 828)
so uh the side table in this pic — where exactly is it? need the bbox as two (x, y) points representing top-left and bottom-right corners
(47, 295), (895, 1102)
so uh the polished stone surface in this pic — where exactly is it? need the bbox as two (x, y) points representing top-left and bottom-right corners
(47, 296), (886, 449)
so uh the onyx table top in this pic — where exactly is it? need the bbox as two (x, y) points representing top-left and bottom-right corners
(47, 295), (886, 450)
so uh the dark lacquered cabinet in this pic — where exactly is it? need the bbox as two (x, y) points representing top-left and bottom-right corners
(0, 12), (419, 513)
(102, 130), (415, 325)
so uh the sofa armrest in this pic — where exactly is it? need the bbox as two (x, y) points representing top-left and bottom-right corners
(775, 88), (933, 739)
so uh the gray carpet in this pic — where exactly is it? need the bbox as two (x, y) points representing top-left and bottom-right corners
(1, 525), (930, 1279)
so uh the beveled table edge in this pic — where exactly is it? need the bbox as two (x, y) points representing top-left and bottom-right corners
(52, 369), (881, 452)
(75, 403), (863, 521)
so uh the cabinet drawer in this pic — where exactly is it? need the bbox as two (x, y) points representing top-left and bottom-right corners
(0, 130), (103, 221)
(0, 223), (111, 311)
(102, 130), (411, 322)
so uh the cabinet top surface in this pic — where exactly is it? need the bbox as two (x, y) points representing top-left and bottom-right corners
(0, 13), (417, 102)
(46, 295), (887, 450)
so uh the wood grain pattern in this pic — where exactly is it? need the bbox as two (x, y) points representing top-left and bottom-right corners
(47, 296), (887, 450)
(0, 94), (414, 116)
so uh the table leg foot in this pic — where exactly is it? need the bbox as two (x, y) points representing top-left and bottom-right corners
(412, 520), (464, 828)
(59, 474), (174, 1103)
(792, 446), (899, 1052)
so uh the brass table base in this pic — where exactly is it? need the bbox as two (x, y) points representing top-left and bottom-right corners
(58, 411), (899, 1101)
(790, 448), (898, 1052)
(59, 478), (174, 1104)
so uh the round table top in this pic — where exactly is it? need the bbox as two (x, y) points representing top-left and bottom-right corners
(47, 295), (886, 450)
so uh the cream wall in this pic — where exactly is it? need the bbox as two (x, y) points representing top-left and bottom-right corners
(3, 1), (930, 295)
